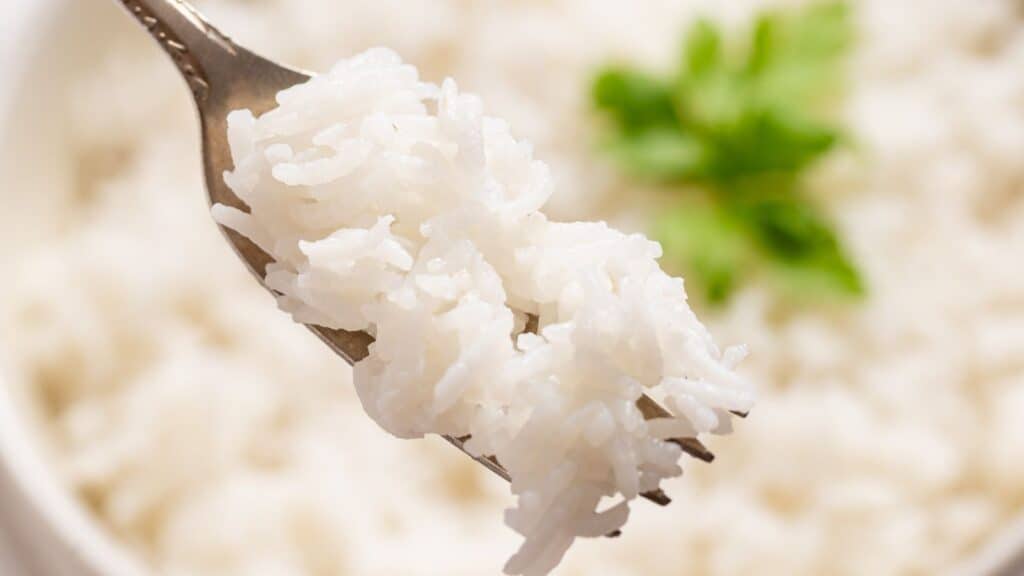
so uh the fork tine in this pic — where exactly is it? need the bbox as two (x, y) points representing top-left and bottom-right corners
(445, 397), (719, 504)
(641, 488), (672, 506)
(523, 313), (540, 335)
(446, 435), (675, 507)
(635, 394), (716, 462)
(634, 393), (672, 419)
(446, 435), (510, 481)
(449, 395), (715, 480)
(446, 435), (651, 538)
(522, 315), (716, 462)
(440, 314), (724, 534)
(668, 437), (715, 462)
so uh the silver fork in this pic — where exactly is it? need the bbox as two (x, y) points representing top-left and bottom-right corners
(115, 0), (733, 515)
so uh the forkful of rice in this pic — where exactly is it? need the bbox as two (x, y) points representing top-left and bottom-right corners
(117, 1), (754, 574)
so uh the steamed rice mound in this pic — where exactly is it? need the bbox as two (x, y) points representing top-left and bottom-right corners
(213, 48), (753, 575)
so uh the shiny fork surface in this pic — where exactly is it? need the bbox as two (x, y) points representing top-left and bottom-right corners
(115, 0), (717, 511)
(115, 1), (378, 372)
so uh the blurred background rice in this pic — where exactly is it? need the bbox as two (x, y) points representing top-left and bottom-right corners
(2, 0), (1024, 575)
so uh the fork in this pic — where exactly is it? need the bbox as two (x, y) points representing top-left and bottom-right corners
(115, 0), (735, 515)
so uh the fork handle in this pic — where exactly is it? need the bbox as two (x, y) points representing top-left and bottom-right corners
(115, 0), (238, 101)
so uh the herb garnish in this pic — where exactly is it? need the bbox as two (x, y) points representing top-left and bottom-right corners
(593, 2), (862, 303)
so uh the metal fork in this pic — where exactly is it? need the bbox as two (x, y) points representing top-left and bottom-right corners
(115, 0), (735, 516)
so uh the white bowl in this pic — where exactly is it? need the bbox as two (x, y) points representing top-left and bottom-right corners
(0, 1), (145, 574)
(0, 2), (1021, 575)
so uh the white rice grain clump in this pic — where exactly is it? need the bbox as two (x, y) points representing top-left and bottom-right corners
(213, 48), (753, 576)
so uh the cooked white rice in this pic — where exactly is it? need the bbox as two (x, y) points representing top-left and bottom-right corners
(3, 0), (1024, 575)
(213, 47), (752, 575)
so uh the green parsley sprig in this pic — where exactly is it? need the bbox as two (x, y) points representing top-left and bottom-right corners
(593, 1), (862, 304)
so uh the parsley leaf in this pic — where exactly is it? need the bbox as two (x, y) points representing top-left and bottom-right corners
(655, 202), (754, 304)
(730, 186), (864, 297)
(592, 69), (676, 135)
(604, 130), (708, 180)
(592, 1), (862, 304)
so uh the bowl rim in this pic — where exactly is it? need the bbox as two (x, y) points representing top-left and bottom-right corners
(0, 381), (147, 576)
(0, 1), (148, 574)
